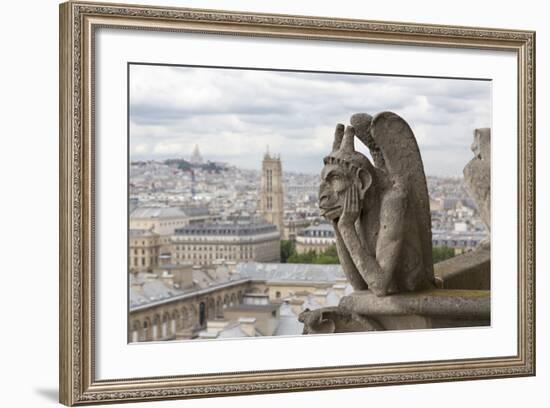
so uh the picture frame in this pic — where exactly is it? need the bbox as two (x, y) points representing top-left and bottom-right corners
(59, 1), (536, 405)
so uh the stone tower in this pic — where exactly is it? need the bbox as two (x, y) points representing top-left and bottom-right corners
(260, 149), (284, 234)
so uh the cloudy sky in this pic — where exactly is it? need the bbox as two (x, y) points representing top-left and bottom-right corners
(129, 64), (491, 176)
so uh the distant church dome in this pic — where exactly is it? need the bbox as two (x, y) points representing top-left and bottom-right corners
(190, 144), (203, 165)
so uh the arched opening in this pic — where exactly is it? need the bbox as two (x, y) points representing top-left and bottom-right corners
(216, 297), (223, 318)
(142, 318), (151, 342)
(199, 302), (206, 327)
(130, 320), (141, 343)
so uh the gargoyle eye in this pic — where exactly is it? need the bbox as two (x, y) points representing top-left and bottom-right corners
(326, 173), (341, 182)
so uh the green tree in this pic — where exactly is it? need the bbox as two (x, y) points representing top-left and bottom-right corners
(286, 245), (340, 265)
(176, 160), (191, 171)
(287, 250), (314, 264)
(280, 240), (295, 263)
(432, 246), (455, 264)
(321, 245), (338, 258)
(285, 241), (454, 266)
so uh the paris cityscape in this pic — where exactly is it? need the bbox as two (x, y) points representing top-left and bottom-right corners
(128, 64), (491, 342)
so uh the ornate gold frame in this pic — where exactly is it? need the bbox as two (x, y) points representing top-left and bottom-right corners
(59, 1), (536, 405)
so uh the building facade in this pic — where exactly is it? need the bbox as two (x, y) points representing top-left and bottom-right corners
(259, 151), (284, 233)
(171, 220), (281, 265)
(432, 230), (487, 254)
(295, 223), (336, 254)
(129, 278), (251, 342)
(283, 216), (311, 241)
(129, 229), (161, 273)
(130, 206), (212, 253)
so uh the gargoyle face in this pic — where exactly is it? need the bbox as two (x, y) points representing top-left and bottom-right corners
(320, 123), (374, 222)
(318, 163), (356, 222)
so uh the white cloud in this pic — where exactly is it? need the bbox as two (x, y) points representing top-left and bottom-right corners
(129, 65), (491, 176)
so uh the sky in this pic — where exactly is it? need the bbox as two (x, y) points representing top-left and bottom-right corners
(129, 64), (491, 176)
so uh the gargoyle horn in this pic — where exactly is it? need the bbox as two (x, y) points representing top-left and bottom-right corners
(332, 123), (345, 152)
(340, 126), (356, 153)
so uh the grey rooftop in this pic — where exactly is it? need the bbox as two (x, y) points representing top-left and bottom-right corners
(236, 262), (344, 283)
(175, 220), (277, 236)
(297, 223), (335, 237)
(130, 206), (209, 219)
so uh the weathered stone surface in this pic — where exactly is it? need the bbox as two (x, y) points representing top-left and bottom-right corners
(298, 307), (383, 334)
(464, 128), (491, 234)
(427, 127), (491, 292)
(339, 289), (490, 320)
(434, 247), (490, 290)
(318, 112), (434, 297)
(300, 289), (490, 333)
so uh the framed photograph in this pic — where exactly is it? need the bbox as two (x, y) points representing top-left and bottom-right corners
(59, 1), (535, 405)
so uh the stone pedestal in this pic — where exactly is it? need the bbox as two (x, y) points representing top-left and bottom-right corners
(434, 247), (490, 290)
(299, 289), (490, 334)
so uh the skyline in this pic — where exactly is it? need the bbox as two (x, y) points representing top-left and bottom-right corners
(130, 64), (491, 176)
(130, 152), (473, 179)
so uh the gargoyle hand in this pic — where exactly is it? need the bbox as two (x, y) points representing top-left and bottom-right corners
(338, 183), (360, 229)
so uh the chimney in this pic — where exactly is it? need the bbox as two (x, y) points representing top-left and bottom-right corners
(238, 317), (256, 337)
(171, 263), (194, 289)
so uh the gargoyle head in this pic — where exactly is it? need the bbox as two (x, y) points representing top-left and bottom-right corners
(319, 123), (374, 222)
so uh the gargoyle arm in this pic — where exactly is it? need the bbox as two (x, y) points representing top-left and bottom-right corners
(333, 224), (369, 291)
(340, 189), (407, 296)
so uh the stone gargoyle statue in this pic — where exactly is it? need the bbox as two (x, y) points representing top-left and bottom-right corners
(318, 112), (435, 296)
(299, 114), (491, 334)
(463, 128), (491, 236)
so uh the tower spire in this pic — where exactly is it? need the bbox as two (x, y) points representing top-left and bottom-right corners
(260, 151), (284, 235)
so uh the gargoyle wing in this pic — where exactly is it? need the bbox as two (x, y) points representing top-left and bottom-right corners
(354, 111), (434, 282)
